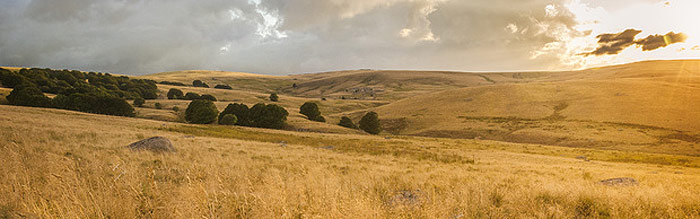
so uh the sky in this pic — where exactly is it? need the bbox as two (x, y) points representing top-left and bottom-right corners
(0, 0), (699, 75)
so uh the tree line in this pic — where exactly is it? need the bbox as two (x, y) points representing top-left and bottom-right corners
(0, 67), (159, 116)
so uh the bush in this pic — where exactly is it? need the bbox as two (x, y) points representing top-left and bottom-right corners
(192, 80), (209, 88)
(155, 102), (162, 109)
(310, 115), (326, 122)
(219, 103), (250, 125)
(53, 93), (135, 117)
(133, 97), (145, 107)
(269, 93), (279, 102)
(200, 94), (217, 101)
(172, 106), (179, 112)
(167, 88), (184, 99)
(219, 114), (238, 125)
(359, 111), (381, 134)
(159, 81), (187, 86)
(248, 103), (288, 129)
(184, 92), (201, 100)
(214, 84), (232, 90)
(185, 99), (219, 124)
(338, 116), (357, 129)
(299, 102), (321, 120)
(6, 85), (52, 107)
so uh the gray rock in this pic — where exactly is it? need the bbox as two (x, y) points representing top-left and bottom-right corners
(599, 177), (637, 186)
(576, 155), (589, 161)
(127, 136), (176, 153)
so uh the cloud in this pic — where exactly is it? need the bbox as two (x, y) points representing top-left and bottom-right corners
(636, 32), (687, 51)
(584, 29), (687, 56)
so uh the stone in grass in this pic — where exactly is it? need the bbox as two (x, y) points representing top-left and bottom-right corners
(598, 177), (637, 186)
(127, 136), (176, 153)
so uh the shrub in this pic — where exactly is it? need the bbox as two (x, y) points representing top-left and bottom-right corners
(172, 106), (180, 112)
(192, 80), (209, 88)
(159, 81), (187, 86)
(338, 116), (357, 129)
(219, 103), (250, 125)
(359, 111), (381, 134)
(248, 103), (288, 129)
(269, 93), (279, 102)
(155, 102), (162, 109)
(53, 93), (135, 117)
(200, 94), (217, 101)
(167, 88), (184, 99)
(6, 85), (52, 107)
(133, 97), (145, 107)
(299, 102), (321, 120)
(219, 114), (238, 125)
(310, 115), (326, 122)
(185, 99), (219, 124)
(184, 92), (201, 100)
(214, 84), (232, 90)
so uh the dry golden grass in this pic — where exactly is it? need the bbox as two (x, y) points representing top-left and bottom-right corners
(1, 105), (700, 218)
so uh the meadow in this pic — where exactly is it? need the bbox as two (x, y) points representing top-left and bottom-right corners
(1, 105), (699, 218)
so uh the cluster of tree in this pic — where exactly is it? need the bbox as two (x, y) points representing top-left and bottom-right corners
(335, 113), (380, 134)
(0, 67), (157, 100)
(217, 103), (288, 129)
(159, 81), (187, 86)
(167, 88), (216, 101)
(214, 84), (233, 90)
(192, 80), (209, 88)
(299, 102), (325, 122)
(0, 68), (148, 117)
(185, 100), (289, 129)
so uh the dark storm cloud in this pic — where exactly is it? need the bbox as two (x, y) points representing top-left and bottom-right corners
(0, 0), (644, 75)
(585, 29), (687, 56)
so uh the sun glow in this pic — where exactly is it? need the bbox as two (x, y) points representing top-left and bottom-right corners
(537, 0), (700, 70)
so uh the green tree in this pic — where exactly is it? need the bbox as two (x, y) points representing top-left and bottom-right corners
(311, 115), (325, 122)
(154, 102), (162, 109)
(200, 94), (217, 101)
(192, 80), (209, 88)
(184, 92), (200, 100)
(338, 116), (357, 129)
(359, 111), (381, 134)
(167, 88), (184, 99)
(249, 103), (288, 129)
(133, 97), (145, 107)
(299, 102), (321, 120)
(172, 106), (180, 112)
(185, 99), (219, 124)
(219, 103), (250, 125)
(6, 85), (52, 107)
(269, 93), (279, 102)
(0, 69), (27, 88)
(219, 114), (238, 125)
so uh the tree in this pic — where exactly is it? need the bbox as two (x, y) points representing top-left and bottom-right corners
(219, 114), (238, 125)
(219, 103), (250, 125)
(6, 85), (52, 107)
(184, 92), (201, 100)
(185, 99), (219, 124)
(249, 103), (288, 129)
(192, 80), (209, 88)
(172, 106), (180, 112)
(269, 93), (279, 102)
(133, 97), (145, 107)
(214, 84), (232, 90)
(359, 111), (381, 134)
(167, 88), (184, 99)
(154, 102), (162, 109)
(299, 102), (321, 120)
(0, 69), (27, 88)
(200, 94), (217, 101)
(338, 116), (357, 129)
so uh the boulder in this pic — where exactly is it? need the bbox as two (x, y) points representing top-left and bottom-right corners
(127, 136), (176, 153)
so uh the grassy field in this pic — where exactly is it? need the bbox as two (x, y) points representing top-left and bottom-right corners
(2, 105), (700, 218)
